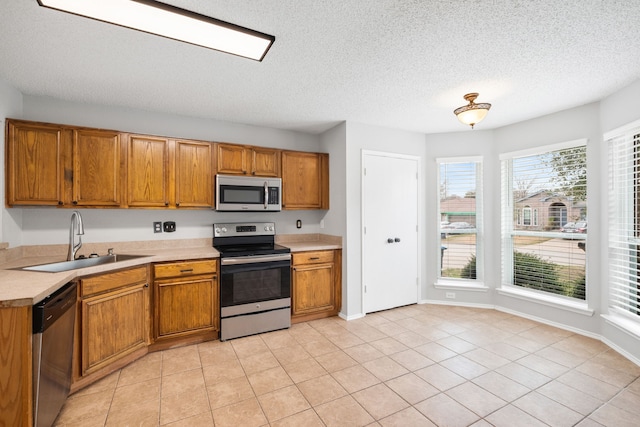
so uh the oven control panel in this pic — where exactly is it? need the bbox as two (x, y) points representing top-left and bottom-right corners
(214, 222), (276, 237)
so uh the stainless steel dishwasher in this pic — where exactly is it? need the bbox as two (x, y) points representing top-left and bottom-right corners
(32, 282), (77, 427)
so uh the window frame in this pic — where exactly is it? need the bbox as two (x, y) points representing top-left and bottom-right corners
(435, 156), (487, 291)
(499, 139), (592, 315)
(604, 119), (640, 334)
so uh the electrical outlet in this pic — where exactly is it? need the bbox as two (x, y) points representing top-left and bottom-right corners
(296, 219), (302, 229)
(163, 221), (176, 232)
(445, 292), (456, 299)
(153, 222), (162, 233)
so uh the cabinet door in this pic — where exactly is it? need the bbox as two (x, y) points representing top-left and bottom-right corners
(155, 275), (218, 338)
(127, 135), (170, 207)
(216, 143), (247, 175)
(292, 263), (335, 315)
(282, 151), (329, 209)
(73, 129), (123, 206)
(6, 120), (66, 206)
(251, 147), (280, 177)
(81, 282), (149, 375)
(175, 140), (214, 208)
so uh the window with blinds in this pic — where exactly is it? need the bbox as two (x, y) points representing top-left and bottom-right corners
(438, 158), (482, 281)
(501, 141), (587, 300)
(607, 126), (640, 319)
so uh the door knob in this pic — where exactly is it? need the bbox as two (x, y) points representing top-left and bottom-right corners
(387, 238), (394, 243)
(394, 237), (401, 243)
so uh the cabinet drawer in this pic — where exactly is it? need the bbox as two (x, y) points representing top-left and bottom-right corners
(292, 250), (334, 265)
(80, 266), (148, 297)
(153, 259), (217, 279)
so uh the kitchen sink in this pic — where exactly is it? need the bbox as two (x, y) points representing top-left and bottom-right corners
(19, 254), (149, 273)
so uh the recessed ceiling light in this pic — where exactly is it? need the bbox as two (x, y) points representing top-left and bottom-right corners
(37, 0), (276, 61)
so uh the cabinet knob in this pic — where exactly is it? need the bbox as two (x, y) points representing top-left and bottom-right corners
(58, 201), (63, 205)
(394, 237), (401, 243)
(387, 238), (394, 244)
(72, 200), (78, 205)
(165, 201), (169, 206)
(144, 283), (149, 288)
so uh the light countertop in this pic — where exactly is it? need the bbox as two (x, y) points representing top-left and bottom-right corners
(0, 234), (341, 307)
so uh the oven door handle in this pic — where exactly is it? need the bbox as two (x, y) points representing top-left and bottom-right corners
(221, 253), (292, 265)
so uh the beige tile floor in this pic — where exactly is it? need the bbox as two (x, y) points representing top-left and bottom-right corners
(55, 305), (640, 427)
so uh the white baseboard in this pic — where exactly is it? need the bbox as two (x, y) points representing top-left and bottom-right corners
(338, 311), (364, 321)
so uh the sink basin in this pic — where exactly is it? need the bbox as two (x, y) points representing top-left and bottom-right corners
(19, 254), (149, 273)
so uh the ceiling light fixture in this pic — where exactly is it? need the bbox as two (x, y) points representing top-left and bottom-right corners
(37, 0), (276, 61)
(453, 93), (491, 129)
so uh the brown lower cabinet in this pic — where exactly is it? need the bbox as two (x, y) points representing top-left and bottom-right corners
(291, 249), (342, 323)
(153, 259), (219, 345)
(77, 266), (150, 379)
(0, 306), (32, 427)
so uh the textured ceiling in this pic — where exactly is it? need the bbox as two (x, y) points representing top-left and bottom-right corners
(1, 0), (639, 135)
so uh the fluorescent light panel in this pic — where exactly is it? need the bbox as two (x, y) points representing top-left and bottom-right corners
(37, 0), (275, 61)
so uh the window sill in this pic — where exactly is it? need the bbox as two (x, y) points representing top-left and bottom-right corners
(434, 279), (489, 292)
(602, 313), (640, 340)
(497, 285), (594, 316)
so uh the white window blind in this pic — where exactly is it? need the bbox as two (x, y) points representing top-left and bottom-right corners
(607, 127), (640, 318)
(438, 159), (482, 280)
(501, 141), (587, 300)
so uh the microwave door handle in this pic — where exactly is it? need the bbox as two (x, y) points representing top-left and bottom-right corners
(264, 181), (268, 209)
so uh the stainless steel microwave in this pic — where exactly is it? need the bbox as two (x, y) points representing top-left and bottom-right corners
(216, 174), (282, 211)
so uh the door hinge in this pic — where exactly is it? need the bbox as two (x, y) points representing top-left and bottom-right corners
(364, 285), (367, 293)
(363, 168), (366, 176)
(364, 226), (366, 234)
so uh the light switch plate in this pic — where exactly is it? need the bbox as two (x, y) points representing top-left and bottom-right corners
(153, 222), (162, 233)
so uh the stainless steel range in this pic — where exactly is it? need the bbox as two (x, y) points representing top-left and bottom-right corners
(213, 222), (291, 341)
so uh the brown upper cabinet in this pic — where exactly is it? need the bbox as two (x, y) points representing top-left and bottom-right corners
(215, 143), (280, 177)
(6, 120), (68, 206)
(5, 119), (125, 207)
(281, 151), (329, 210)
(126, 135), (214, 208)
(6, 119), (329, 210)
(127, 134), (170, 207)
(175, 139), (215, 208)
(72, 129), (124, 207)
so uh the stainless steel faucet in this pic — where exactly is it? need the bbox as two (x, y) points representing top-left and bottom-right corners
(67, 211), (85, 261)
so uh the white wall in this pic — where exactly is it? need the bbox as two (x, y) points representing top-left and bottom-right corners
(0, 80), (24, 247)
(423, 129), (496, 305)
(11, 95), (326, 247)
(343, 122), (427, 319)
(319, 122), (348, 315)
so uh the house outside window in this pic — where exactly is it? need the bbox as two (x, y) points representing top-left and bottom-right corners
(501, 140), (587, 301)
(606, 122), (640, 328)
(437, 157), (483, 284)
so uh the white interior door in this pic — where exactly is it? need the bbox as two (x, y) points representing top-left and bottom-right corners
(362, 151), (419, 313)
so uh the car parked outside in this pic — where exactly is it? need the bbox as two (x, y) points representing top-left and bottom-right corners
(561, 221), (587, 233)
(560, 222), (576, 233)
(442, 221), (473, 229)
(574, 221), (587, 233)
